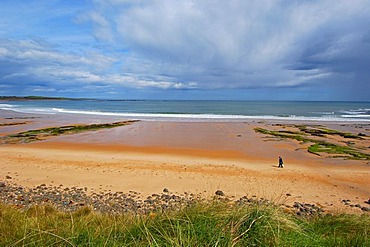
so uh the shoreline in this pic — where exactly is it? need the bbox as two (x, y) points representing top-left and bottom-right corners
(1, 109), (369, 214)
(2, 99), (370, 123)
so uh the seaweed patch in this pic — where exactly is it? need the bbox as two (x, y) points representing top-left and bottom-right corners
(254, 125), (370, 160)
(1, 120), (139, 144)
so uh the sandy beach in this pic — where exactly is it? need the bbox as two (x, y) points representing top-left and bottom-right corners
(1, 109), (369, 213)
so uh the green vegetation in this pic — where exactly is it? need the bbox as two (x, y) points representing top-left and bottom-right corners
(1, 121), (138, 144)
(297, 125), (363, 139)
(0, 202), (368, 246)
(254, 126), (370, 160)
(308, 142), (370, 160)
(254, 127), (313, 143)
(0, 122), (28, 127)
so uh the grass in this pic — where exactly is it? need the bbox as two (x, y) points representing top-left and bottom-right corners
(0, 202), (368, 246)
(254, 126), (370, 160)
(1, 120), (138, 144)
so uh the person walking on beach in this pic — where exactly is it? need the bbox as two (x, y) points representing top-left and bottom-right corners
(278, 156), (284, 168)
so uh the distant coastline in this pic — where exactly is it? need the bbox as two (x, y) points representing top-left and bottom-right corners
(0, 96), (151, 102)
(0, 96), (73, 101)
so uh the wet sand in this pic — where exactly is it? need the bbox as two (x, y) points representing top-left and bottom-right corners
(1, 109), (369, 213)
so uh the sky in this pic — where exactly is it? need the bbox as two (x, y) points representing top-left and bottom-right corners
(0, 0), (369, 101)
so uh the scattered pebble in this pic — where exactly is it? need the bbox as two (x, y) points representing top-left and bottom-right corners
(215, 190), (225, 196)
(292, 202), (324, 217)
(340, 198), (369, 212)
(1, 181), (362, 217)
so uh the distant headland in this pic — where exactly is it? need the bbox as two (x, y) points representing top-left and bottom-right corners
(0, 96), (74, 101)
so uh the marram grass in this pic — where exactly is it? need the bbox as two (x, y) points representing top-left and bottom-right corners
(0, 202), (369, 246)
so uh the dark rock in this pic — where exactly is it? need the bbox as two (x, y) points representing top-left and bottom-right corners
(0, 181), (329, 216)
(361, 207), (370, 212)
(292, 201), (324, 217)
(163, 188), (169, 193)
(286, 193), (291, 196)
(144, 199), (154, 204)
(215, 190), (225, 196)
(358, 133), (366, 137)
(5, 175), (12, 179)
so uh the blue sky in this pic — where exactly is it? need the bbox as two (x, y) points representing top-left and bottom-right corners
(0, 0), (369, 100)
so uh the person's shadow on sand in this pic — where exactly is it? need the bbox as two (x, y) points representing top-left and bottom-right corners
(271, 165), (283, 168)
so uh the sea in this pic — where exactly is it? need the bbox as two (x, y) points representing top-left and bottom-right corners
(1, 100), (370, 122)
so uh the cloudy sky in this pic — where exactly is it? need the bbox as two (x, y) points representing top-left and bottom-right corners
(0, 0), (369, 100)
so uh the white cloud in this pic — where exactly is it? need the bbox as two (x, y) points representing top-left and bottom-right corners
(0, 39), (115, 69)
(84, 0), (370, 90)
(76, 11), (114, 42)
(0, 38), (196, 90)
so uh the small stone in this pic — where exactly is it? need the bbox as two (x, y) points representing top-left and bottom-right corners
(163, 188), (169, 193)
(286, 193), (291, 196)
(361, 207), (370, 212)
(215, 190), (225, 196)
(0, 182), (5, 187)
(144, 199), (154, 204)
(5, 175), (12, 179)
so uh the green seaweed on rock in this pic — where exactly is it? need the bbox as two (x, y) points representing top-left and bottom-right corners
(1, 120), (139, 144)
(254, 126), (370, 160)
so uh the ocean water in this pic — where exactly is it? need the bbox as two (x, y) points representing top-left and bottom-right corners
(1, 100), (370, 122)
